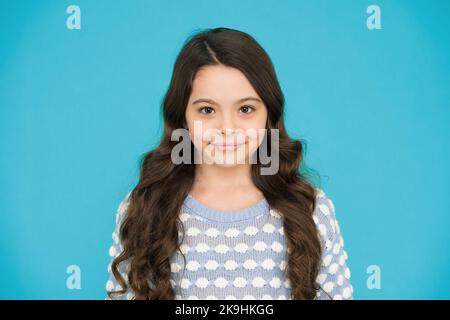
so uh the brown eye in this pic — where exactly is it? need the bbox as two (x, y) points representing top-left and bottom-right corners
(239, 105), (255, 114)
(199, 106), (215, 114)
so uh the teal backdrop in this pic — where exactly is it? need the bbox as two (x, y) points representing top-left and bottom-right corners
(0, 0), (449, 299)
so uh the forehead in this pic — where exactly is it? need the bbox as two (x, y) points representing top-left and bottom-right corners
(189, 65), (260, 104)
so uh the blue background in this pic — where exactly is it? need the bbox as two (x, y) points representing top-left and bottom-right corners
(1, 0), (449, 299)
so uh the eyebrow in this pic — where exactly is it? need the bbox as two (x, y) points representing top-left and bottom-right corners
(192, 96), (262, 105)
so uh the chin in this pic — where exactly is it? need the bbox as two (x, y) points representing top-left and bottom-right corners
(223, 157), (251, 167)
(214, 162), (242, 168)
(202, 155), (250, 167)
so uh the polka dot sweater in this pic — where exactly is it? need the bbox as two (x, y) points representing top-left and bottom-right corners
(105, 188), (353, 300)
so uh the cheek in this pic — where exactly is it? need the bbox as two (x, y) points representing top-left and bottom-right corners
(244, 113), (268, 149)
(186, 120), (215, 149)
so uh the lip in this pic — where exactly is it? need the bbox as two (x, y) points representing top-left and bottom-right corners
(211, 143), (245, 151)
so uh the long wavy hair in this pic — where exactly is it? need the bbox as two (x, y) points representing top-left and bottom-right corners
(108, 27), (324, 300)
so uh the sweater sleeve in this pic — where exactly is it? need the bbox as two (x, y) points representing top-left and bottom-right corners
(313, 189), (354, 300)
(105, 192), (135, 300)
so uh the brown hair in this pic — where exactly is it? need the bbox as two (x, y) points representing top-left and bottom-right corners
(108, 27), (324, 299)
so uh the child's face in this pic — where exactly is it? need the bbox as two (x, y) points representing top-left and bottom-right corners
(185, 65), (268, 167)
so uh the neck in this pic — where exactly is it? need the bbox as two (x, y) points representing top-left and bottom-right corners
(194, 164), (253, 190)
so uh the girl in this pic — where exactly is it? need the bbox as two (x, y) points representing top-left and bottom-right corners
(105, 27), (353, 300)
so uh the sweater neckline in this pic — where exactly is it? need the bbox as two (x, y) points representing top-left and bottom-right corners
(182, 194), (270, 223)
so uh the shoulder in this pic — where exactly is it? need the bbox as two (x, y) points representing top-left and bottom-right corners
(115, 191), (132, 225)
(313, 188), (353, 299)
(312, 188), (341, 243)
(314, 187), (335, 215)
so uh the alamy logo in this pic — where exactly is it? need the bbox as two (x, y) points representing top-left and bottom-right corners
(367, 4), (382, 30)
(170, 121), (279, 175)
(366, 264), (382, 290)
(66, 5), (81, 30)
(66, 264), (81, 290)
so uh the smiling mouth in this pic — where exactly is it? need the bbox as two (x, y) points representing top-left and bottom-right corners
(211, 143), (245, 151)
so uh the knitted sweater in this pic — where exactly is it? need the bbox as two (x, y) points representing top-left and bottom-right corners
(105, 188), (353, 300)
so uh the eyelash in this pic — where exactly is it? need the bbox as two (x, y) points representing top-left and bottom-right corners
(198, 105), (255, 114)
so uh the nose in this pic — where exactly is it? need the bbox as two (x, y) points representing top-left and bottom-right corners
(219, 112), (236, 135)
(218, 112), (237, 143)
